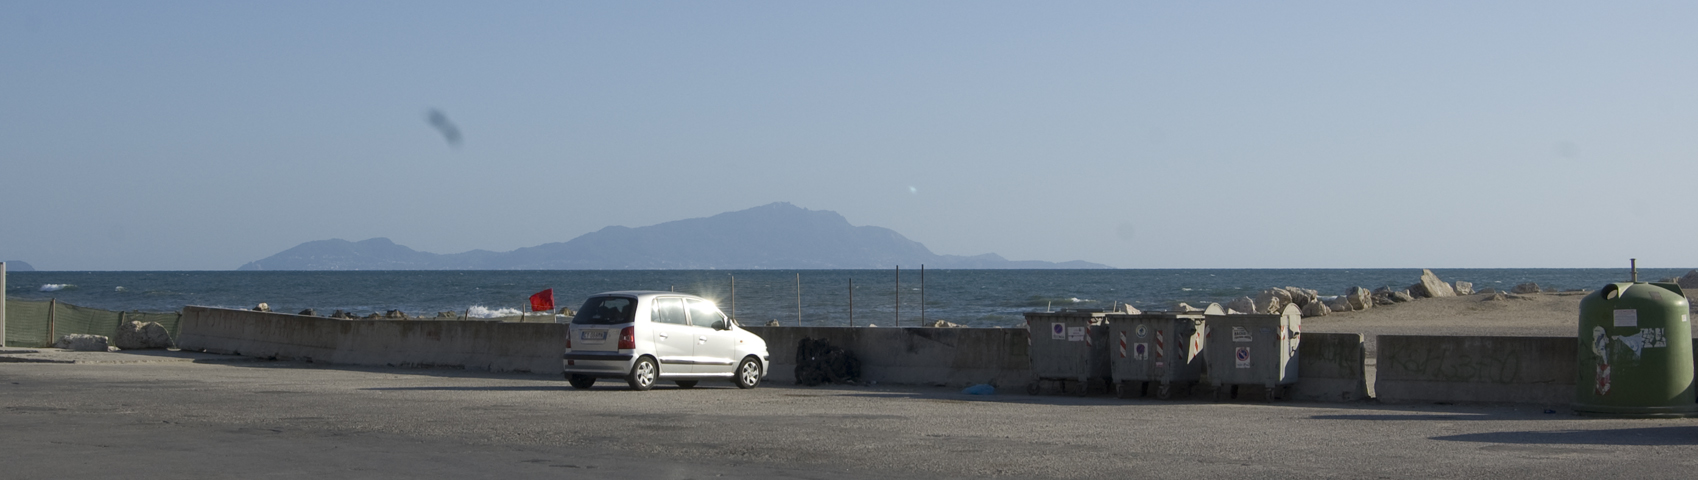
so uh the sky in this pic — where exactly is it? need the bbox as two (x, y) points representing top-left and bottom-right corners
(3, 1), (1696, 270)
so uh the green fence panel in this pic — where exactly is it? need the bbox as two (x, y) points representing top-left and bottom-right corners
(4, 299), (52, 348)
(54, 302), (124, 341)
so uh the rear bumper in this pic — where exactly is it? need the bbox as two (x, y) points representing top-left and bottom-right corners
(563, 352), (634, 362)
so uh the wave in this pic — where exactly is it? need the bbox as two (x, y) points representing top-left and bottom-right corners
(39, 284), (75, 292)
(1018, 296), (1097, 307)
(465, 305), (525, 318)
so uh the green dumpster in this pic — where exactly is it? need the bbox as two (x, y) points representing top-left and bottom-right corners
(1574, 282), (1697, 417)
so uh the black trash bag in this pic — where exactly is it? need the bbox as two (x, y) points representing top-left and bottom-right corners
(794, 337), (861, 386)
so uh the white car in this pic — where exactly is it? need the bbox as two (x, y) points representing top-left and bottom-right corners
(562, 291), (769, 391)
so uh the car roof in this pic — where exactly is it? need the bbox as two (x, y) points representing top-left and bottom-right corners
(590, 290), (712, 301)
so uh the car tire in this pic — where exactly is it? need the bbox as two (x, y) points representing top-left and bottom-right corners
(734, 357), (762, 389)
(675, 380), (698, 389)
(626, 357), (658, 391)
(568, 374), (596, 390)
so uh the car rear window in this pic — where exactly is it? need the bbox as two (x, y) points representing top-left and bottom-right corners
(572, 296), (637, 325)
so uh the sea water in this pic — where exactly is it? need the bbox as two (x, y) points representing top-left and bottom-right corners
(2, 268), (1679, 328)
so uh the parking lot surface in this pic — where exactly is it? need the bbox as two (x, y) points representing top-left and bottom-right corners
(2, 354), (1696, 479)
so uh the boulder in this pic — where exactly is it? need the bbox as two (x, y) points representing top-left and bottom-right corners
(362, 313), (382, 319)
(1286, 287), (1318, 307)
(766, 320), (782, 326)
(384, 309), (408, 319)
(1301, 300), (1331, 318)
(1411, 269), (1456, 298)
(1225, 297), (1257, 315)
(1511, 283), (1542, 294)
(1119, 304), (1141, 315)
(1391, 291), (1415, 302)
(435, 311), (459, 319)
(253, 303), (271, 312)
(1256, 289), (1294, 314)
(1482, 291), (1508, 302)
(297, 308), (317, 316)
(112, 321), (173, 350)
(329, 310), (356, 319)
(56, 334), (116, 352)
(1327, 296), (1354, 312)
(927, 320), (964, 328)
(1678, 270), (1698, 289)
(1345, 286), (1374, 311)
(1174, 303), (1203, 313)
(1453, 281), (1474, 295)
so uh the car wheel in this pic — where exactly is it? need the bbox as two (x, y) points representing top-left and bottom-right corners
(675, 380), (698, 389)
(734, 357), (762, 389)
(626, 357), (657, 391)
(568, 374), (596, 390)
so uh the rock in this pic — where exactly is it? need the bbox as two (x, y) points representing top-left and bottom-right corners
(1373, 295), (1396, 306)
(1677, 270), (1698, 289)
(253, 303), (271, 312)
(766, 320), (782, 326)
(1286, 287), (1318, 307)
(1226, 297), (1257, 315)
(1453, 281), (1474, 295)
(1301, 300), (1330, 317)
(1482, 291), (1508, 302)
(329, 309), (356, 319)
(1173, 303), (1203, 313)
(297, 308), (317, 316)
(112, 321), (173, 349)
(56, 334), (116, 352)
(1256, 288), (1294, 314)
(1411, 269), (1457, 298)
(1327, 296), (1354, 312)
(927, 320), (963, 328)
(362, 313), (382, 319)
(1511, 283), (1542, 294)
(435, 311), (459, 319)
(1391, 291), (1415, 302)
(1345, 286), (1374, 311)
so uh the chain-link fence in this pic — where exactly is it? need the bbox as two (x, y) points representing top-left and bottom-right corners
(3, 299), (182, 348)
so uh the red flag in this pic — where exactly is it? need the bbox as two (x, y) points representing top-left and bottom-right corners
(529, 289), (555, 312)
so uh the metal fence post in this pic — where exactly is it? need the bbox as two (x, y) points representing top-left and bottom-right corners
(47, 298), (57, 347)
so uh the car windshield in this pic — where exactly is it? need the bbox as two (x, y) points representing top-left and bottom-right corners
(572, 296), (637, 325)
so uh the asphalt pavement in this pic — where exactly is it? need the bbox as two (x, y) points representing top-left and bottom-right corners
(2, 350), (1696, 479)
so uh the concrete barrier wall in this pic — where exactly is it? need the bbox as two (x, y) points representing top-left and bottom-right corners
(1375, 335), (1576, 405)
(743, 326), (1034, 388)
(178, 306), (567, 374)
(1291, 332), (1369, 402)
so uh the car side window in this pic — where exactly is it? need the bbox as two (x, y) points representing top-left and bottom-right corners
(650, 297), (687, 325)
(686, 299), (727, 329)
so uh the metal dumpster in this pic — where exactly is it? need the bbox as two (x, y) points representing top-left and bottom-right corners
(1575, 281), (1697, 417)
(1106, 306), (1215, 399)
(1023, 310), (1110, 396)
(1203, 304), (1300, 401)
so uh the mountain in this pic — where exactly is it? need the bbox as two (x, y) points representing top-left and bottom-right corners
(3, 260), (34, 271)
(238, 203), (1111, 270)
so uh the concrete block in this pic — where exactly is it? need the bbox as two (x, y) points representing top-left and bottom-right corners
(178, 307), (567, 374)
(745, 326), (1034, 388)
(1374, 335), (1575, 405)
(1291, 332), (1368, 402)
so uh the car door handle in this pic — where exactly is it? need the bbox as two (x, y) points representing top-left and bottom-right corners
(697, 336), (707, 343)
(658, 333), (669, 339)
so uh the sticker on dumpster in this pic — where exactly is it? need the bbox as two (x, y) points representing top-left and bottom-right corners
(1051, 323), (1065, 340)
(1231, 326), (1252, 342)
(1235, 347), (1251, 369)
(1133, 343), (1148, 360)
(1135, 324), (1148, 338)
(1596, 363), (1611, 396)
(1614, 309), (1637, 328)
(1643, 328), (1668, 348)
(1187, 330), (1205, 362)
(1067, 326), (1085, 342)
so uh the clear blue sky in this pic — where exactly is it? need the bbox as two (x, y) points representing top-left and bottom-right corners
(4, 1), (1695, 270)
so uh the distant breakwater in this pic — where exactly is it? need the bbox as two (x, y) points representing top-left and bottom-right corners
(2, 269), (1677, 328)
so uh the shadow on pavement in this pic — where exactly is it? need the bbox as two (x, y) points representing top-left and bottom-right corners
(1433, 426), (1698, 446)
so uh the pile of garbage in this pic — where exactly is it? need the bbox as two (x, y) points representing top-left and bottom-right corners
(794, 337), (861, 386)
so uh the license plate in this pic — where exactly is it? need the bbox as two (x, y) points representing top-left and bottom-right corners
(580, 330), (607, 341)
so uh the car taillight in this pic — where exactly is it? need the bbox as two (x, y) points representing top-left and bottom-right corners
(565, 335), (572, 349)
(617, 326), (636, 350)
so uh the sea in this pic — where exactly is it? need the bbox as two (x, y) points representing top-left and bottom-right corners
(3, 268), (1682, 328)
